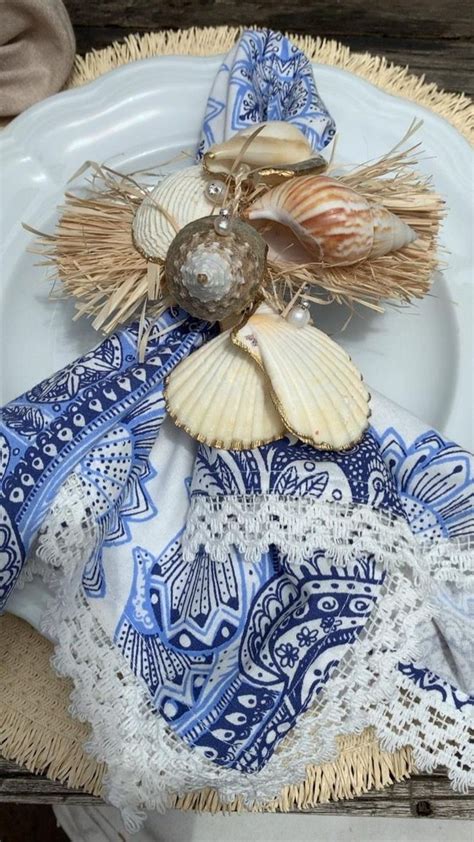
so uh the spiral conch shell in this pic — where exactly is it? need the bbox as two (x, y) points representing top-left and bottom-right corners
(203, 121), (315, 176)
(165, 302), (370, 451)
(132, 166), (215, 261)
(165, 216), (267, 322)
(246, 175), (417, 265)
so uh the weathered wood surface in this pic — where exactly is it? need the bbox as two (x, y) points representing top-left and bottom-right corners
(0, 758), (472, 819)
(63, 0), (474, 95)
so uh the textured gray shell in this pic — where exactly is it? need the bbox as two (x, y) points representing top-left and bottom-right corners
(165, 216), (267, 321)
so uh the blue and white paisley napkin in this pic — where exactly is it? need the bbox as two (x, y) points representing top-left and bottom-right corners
(0, 29), (472, 827)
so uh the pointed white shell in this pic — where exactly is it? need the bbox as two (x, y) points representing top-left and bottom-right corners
(234, 305), (370, 450)
(165, 330), (285, 449)
(133, 166), (215, 261)
(370, 205), (417, 257)
(204, 121), (313, 175)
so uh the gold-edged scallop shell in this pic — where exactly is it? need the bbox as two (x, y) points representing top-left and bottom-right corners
(132, 166), (215, 261)
(246, 175), (417, 266)
(164, 216), (267, 322)
(165, 301), (369, 452)
(203, 121), (313, 176)
(234, 304), (370, 450)
(165, 330), (286, 449)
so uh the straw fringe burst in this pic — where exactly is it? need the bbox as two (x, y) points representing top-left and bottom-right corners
(28, 123), (444, 334)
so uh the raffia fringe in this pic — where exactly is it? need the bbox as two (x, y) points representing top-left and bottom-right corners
(173, 730), (416, 813)
(0, 614), (105, 796)
(67, 27), (473, 144)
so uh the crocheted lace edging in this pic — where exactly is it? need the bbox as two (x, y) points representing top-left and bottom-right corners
(32, 476), (473, 829)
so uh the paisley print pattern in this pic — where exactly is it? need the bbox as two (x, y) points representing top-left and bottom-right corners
(0, 30), (471, 793)
(0, 309), (211, 607)
(191, 433), (405, 514)
(375, 427), (474, 541)
(116, 536), (382, 771)
(197, 29), (335, 159)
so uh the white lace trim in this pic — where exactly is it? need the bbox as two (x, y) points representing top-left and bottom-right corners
(32, 476), (473, 830)
(183, 495), (474, 585)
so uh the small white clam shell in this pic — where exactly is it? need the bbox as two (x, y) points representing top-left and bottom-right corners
(234, 303), (370, 450)
(133, 166), (215, 261)
(165, 330), (285, 449)
(203, 121), (313, 176)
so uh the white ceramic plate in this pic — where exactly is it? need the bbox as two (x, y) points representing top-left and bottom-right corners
(1, 56), (473, 453)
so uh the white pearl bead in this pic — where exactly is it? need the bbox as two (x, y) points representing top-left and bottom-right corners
(205, 180), (226, 205)
(286, 305), (310, 328)
(214, 210), (232, 236)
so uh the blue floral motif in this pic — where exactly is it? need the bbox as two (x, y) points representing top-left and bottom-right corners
(0, 28), (472, 789)
(276, 642), (299, 667)
(115, 540), (383, 772)
(375, 428), (474, 541)
(296, 626), (319, 647)
(26, 336), (123, 404)
(192, 432), (404, 515)
(197, 29), (335, 158)
(0, 406), (45, 440)
(321, 616), (343, 633)
(0, 310), (211, 608)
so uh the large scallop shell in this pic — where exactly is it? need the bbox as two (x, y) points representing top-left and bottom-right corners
(246, 175), (417, 266)
(165, 330), (286, 449)
(132, 166), (215, 261)
(234, 304), (370, 450)
(203, 121), (314, 176)
(165, 216), (267, 321)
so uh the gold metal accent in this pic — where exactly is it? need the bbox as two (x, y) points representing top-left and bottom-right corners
(163, 378), (285, 451)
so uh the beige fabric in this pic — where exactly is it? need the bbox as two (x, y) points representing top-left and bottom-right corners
(0, 0), (75, 116)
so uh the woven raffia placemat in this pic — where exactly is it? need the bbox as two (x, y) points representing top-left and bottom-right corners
(0, 25), (471, 810)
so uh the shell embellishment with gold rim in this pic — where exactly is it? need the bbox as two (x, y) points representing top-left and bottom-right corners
(203, 121), (315, 176)
(246, 174), (417, 265)
(165, 303), (370, 451)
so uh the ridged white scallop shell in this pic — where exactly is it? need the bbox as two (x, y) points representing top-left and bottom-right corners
(247, 175), (416, 266)
(165, 330), (285, 449)
(235, 305), (370, 450)
(133, 166), (215, 261)
(204, 121), (313, 175)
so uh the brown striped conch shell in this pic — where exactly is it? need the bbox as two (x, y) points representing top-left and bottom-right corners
(246, 175), (417, 266)
(133, 166), (215, 261)
(165, 302), (370, 451)
(203, 121), (314, 176)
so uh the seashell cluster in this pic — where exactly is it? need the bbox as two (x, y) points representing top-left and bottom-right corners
(246, 175), (417, 266)
(203, 121), (314, 176)
(164, 215), (267, 322)
(132, 166), (216, 261)
(165, 329), (286, 450)
(165, 302), (370, 451)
